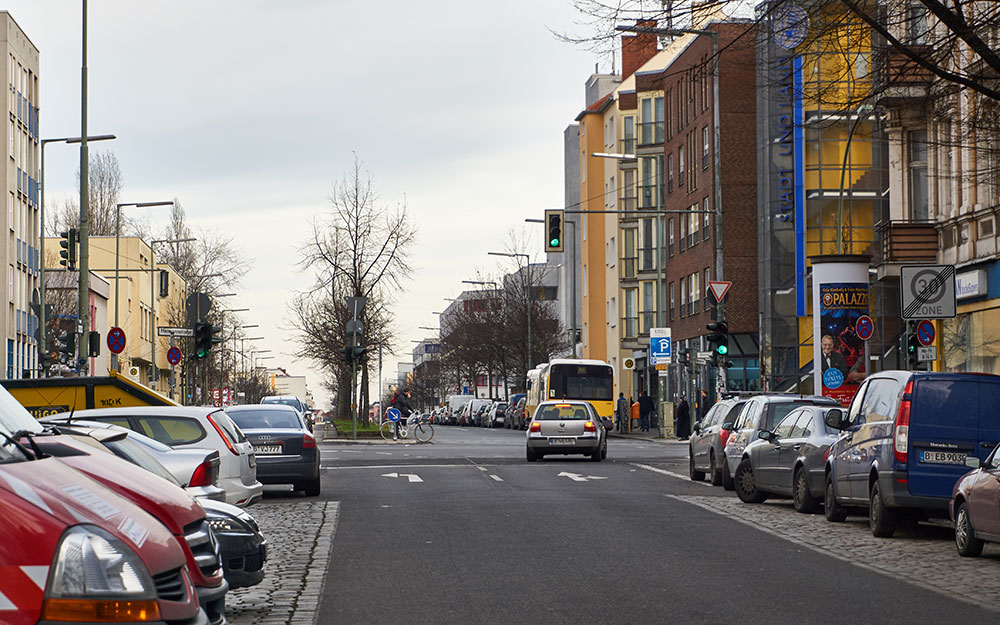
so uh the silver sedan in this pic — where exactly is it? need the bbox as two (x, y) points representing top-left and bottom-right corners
(526, 401), (611, 462)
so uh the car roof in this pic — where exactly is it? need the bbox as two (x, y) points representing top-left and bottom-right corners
(47, 406), (226, 419)
(227, 404), (298, 413)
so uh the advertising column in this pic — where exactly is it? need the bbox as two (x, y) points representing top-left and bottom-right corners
(811, 255), (870, 405)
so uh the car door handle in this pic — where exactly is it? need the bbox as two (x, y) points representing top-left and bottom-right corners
(793, 444), (803, 450)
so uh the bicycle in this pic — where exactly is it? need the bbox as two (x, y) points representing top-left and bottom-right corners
(379, 409), (435, 443)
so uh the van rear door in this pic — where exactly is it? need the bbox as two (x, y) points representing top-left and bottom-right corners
(907, 376), (984, 498)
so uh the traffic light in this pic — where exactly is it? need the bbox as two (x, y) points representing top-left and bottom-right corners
(59, 228), (78, 271)
(194, 322), (211, 359)
(706, 321), (729, 366)
(340, 346), (372, 366)
(339, 347), (353, 364)
(88, 331), (100, 358)
(544, 209), (564, 253)
(907, 321), (921, 370)
(58, 331), (75, 364)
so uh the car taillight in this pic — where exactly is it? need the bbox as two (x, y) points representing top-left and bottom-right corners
(529, 422), (541, 432)
(584, 421), (596, 432)
(823, 447), (830, 463)
(303, 434), (316, 448)
(720, 429), (731, 447)
(189, 459), (213, 487)
(894, 380), (913, 464)
(207, 414), (239, 456)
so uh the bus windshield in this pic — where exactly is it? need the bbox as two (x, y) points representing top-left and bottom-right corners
(548, 364), (614, 401)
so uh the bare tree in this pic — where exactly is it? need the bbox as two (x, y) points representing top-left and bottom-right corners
(292, 155), (417, 421)
(48, 150), (128, 236)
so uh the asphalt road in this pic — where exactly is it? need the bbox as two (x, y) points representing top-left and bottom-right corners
(316, 425), (997, 624)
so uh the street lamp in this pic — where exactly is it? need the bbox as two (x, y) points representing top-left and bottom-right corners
(147, 237), (196, 383)
(39, 133), (115, 375)
(488, 251), (533, 370)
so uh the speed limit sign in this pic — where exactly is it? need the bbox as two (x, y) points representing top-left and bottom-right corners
(900, 265), (956, 319)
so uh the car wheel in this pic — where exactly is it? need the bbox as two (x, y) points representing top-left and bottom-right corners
(734, 458), (767, 504)
(792, 466), (820, 514)
(955, 502), (985, 557)
(721, 454), (735, 491)
(824, 473), (848, 522)
(601, 439), (608, 460)
(869, 480), (897, 538)
(590, 444), (603, 462)
(688, 448), (705, 481)
(526, 448), (540, 462)
(303, 478), (321, 497)
(710, 451), (722, 486)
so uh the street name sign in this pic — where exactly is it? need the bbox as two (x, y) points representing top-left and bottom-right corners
(901, 265), (956, 319)
(649, 327), (672, 365)
(158, 327), (195, 337)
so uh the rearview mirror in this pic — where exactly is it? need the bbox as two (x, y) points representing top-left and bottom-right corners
(965, 456), (984, 470)
(824, 409), (847, 430)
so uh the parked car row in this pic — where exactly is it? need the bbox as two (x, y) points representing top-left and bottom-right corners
(689, 370), (1000, 559)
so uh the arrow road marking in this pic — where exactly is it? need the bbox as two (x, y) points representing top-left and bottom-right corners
(558, 472), (608, 482)
(381, 472), (423, 483)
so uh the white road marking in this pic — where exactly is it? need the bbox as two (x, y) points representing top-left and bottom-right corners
(558, 471), (608, 482)
(489, 475), (503, 482)
(477, 466), (488, 472)
(381, 472), (423, 483)
(632, 463), (712, 486)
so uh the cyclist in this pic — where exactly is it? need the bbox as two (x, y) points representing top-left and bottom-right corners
(390, 388), (414, 440)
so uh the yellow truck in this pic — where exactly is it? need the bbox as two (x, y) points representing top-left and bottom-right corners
(2, 371), (178, 418)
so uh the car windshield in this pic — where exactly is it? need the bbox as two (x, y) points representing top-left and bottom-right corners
(535, 404), (591, 420)
(104, 436), (183, 487)
(229, 409), (302, 430)
(0, 385), (43, 436)
(263, 398), (301, 411)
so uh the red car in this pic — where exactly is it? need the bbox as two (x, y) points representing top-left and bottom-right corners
(950, 448), (1000, 557)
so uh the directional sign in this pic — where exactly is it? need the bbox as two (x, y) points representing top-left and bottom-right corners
(557, 472), (609, 482)
(158, 327), (194, 337)
(167, 346), (182, 366)
(901, 265), (956, 319)
(107, 327), (126, 354)
(708, 281), (732, 303)
(386, 407), (401, 422)
(855, 315), (874, 341)
(381, 472), (423, 483)
(916, 319), (936, 346)
(650, 327), (672, 365)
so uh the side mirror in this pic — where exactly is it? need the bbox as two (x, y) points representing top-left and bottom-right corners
(721, 422), (733, 431)
(758, 430), (774, 442)
(824, 409), (847, 430)
(692, 421), (702, 434)
(601, 417), (613, 430)
(965, 456), (984, 470)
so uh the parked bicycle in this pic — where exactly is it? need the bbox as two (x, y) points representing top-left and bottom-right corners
(380, 409), (434, 443)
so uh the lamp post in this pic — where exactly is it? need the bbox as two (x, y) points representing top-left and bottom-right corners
(111, 200), (173, 371)
(148, 237), (195, 386)
(837, 104), (876, 254)
(488, 251), (532, 371)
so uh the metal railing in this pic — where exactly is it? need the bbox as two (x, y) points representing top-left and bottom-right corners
(638, 121), (665, 147)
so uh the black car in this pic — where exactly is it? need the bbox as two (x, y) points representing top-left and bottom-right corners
(226, 404), (322, 496)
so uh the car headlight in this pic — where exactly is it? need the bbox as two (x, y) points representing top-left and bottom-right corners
(43, 525), (160, 622)
(206, 510), (253, 534)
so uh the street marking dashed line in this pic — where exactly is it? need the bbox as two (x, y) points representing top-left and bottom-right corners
(632, 463), (712, 486)
(489, 475), (503, 482)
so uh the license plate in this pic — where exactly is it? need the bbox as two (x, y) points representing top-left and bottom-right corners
(254, 445), (282, 455)
(549, 437), (576, 445)
(920, 450), (968, 465)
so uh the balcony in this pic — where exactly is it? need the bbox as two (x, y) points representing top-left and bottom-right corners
(876, 220), (938, 264)
(872, 42), (933, 106)
(637, 121), (664, 148)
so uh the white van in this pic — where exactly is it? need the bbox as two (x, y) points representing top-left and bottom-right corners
(446, 394), (475, 424)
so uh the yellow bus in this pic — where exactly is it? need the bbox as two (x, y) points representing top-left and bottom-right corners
(526, 359), (615, 420)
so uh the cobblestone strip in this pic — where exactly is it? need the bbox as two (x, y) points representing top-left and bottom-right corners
(226, 501), (340, 625)
(671, 495), (1000, 612)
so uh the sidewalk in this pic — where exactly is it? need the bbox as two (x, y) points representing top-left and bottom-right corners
(608, 428), (687, 444)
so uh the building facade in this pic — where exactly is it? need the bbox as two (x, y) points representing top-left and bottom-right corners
(2, 13), (39, 379)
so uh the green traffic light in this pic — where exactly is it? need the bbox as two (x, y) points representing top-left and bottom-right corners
(716, 344), (728, 355)
(550, 238), (560, 247)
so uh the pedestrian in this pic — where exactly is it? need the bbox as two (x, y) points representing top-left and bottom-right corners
(616, 392), (629, 432)
(676, 396), (690, 440)
(638, 390), (655, 432)
(699, 390), (711, 421)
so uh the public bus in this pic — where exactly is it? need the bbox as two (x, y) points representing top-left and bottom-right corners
(525, 359), (616, 420)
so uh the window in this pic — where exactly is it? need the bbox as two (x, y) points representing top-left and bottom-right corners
(704, 268), (711, 311)
(667, 153), (674, 193)
(858, 379), (900, 424)
(680, 279), (687, 317)
(623, 116), (635, 155)
(689, 205), (698, 247)
(773, 411), (800, 439)
(609, 236), (616, 267)
(642, 281), (654, 331)
(907, 3), (929, 45)
(690, 273), (698, 316)
(678, 146), (685, 187)
(610, 296), (617, 327)
(669, 282), (675, 322)
(665, 89), (672, 139)
(702, 126), (710, 169)
(668, 218), (675, 257)
(703, 197), (711, 240)
(641, 218), (654, 271)
(979, 217), (995, 240)
(909, 130), (928, 221)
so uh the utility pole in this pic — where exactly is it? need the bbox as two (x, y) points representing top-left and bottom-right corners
(78, 0), (91, 373)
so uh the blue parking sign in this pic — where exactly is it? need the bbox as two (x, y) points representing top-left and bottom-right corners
(650, 328), (672, 365)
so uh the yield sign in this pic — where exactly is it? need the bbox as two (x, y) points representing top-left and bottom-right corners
(708, 281), (732, 303)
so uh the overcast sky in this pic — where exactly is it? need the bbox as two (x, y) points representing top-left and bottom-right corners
(10, 1), (600, 407)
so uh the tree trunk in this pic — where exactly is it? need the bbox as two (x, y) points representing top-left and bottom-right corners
(360, 366), (370, 426)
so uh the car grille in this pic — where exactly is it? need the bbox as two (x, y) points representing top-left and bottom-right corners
(153, 567), (187, 602)
(184, 519), (222, 577)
